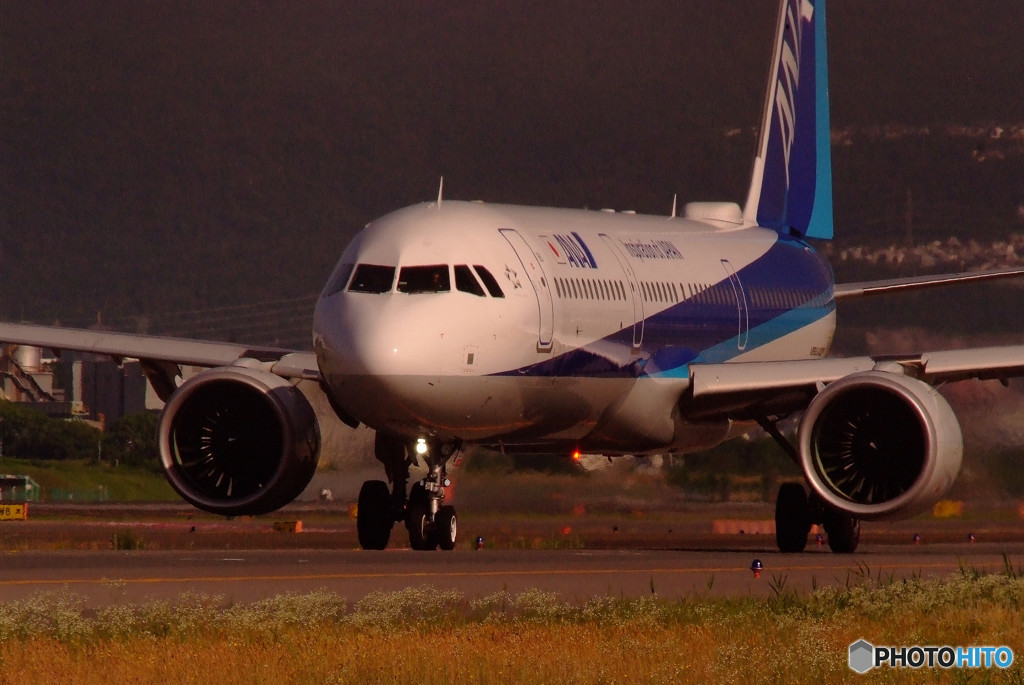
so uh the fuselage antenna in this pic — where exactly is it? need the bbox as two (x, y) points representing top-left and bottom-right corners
(670, 193), (678, 219)
(437, 176), (444, 209)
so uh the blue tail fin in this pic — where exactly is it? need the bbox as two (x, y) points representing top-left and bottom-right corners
(743, 0), (833, 240)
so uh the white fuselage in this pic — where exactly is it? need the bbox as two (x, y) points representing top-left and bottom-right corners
(313, 200), (836, 454)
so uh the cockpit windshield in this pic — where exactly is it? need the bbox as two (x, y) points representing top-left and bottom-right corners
(454, 265), (485, 296)
(473, 265), (505, 298)
(345, 262), (503, 297)
(322, 261), (355, 297)
(348, 264), (396, 293)
(397, 265), (450, 293)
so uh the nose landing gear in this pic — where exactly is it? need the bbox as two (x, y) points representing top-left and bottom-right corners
(406, 457), (458, 550)
(357, 432), (460, 551)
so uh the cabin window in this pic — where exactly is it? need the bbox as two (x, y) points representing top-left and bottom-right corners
(473, 266), (504, 297)
(348, 264), (396, 293)
(455, 265), (486, 296)
(397, 265), (450, 293)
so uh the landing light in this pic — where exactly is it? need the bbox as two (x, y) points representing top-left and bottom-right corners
(415, 438), (428, 455)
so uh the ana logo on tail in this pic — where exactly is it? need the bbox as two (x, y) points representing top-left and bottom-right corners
(744, 0), (833, 240)
(774, 0), (814, 188)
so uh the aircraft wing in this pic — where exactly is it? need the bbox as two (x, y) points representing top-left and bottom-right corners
(0, 322), (320, 400)
(686, 345), (1024, 421)
(834, 266), (1024, 300)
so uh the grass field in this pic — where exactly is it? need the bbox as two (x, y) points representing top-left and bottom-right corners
(0, 457), (176, 503)
(1, 567), (1022, 684)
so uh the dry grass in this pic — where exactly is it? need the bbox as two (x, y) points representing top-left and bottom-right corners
(1, 574), (1023, 684)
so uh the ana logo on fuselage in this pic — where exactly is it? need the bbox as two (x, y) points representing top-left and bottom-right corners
(548, 232), (598, 269)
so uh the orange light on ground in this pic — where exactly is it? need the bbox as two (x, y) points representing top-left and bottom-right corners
(572, 450), (581, 461)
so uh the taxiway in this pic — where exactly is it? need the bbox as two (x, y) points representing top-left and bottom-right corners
(2, 543), (1021, 608)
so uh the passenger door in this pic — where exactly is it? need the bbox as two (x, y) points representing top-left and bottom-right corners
(500, 228), (554, 350)
(720, 259), (749, 351)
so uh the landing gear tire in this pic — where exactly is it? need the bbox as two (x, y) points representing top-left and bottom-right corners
(775, 483), (811, 553)
(824, 510), (861, 554)
(407, 502), (437, 551)
(436, 505), (457, 551)
(357, 480), (394, 550)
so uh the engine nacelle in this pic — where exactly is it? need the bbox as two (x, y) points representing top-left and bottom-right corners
(159, 366), (321, 516)
(798, 371), (962, 520)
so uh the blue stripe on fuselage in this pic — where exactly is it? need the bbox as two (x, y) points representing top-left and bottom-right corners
(492, 235), (834, 379)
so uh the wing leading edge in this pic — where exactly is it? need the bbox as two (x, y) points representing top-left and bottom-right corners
(0, 322), (319, 401)
(687, 345), (1024, 421)
(834, 266), (1024, 300)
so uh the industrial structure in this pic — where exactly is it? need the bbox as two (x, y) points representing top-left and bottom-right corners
(1, 342), (157, 427)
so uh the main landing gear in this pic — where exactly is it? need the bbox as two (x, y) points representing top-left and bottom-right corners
(357, 432), (459, 551)
(758, 417), (860, 554)
(774, 482), (861, 553)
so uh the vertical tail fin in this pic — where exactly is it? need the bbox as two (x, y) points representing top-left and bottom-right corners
(742, 0), (833, 239)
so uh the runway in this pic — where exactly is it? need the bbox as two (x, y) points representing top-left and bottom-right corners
(2, 543), (1021, 608)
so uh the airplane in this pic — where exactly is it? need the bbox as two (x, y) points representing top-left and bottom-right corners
(3, 0), (1024, 553)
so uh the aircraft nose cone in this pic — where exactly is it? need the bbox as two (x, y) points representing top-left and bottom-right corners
(313, 293), (404, 379)
(312, 291), (449, 431)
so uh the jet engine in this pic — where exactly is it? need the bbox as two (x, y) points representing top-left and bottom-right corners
(798, 370), (962, 520)
(158, 366), (321, 516)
